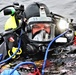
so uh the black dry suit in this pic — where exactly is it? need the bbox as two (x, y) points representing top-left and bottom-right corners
(20, 31), (30, 58)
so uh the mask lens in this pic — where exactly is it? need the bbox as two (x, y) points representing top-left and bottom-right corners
(32, 23), (51, 35)
(27, 23), (55, 42)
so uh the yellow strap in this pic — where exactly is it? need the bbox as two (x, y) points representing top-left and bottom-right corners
(8, 47), (22, 59)
(8, 50), (16, 59)
(12, 47), (22, 55)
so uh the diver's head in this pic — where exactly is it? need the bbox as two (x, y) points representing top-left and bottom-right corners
(25, 2), (55, 43)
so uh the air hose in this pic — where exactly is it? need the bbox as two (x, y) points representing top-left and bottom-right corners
(0, 5), (14, 12)
(42, 29), (69, 75)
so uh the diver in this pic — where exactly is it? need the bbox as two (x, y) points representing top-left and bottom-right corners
(1, 2), (53, 60)
(2, 2), (73, 60)
(20, 2), (56, 60)
(21, 2), (74, 60)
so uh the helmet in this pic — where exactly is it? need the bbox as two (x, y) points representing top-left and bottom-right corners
(25, 2), (55, 43)
(25, 2), (51, 19)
